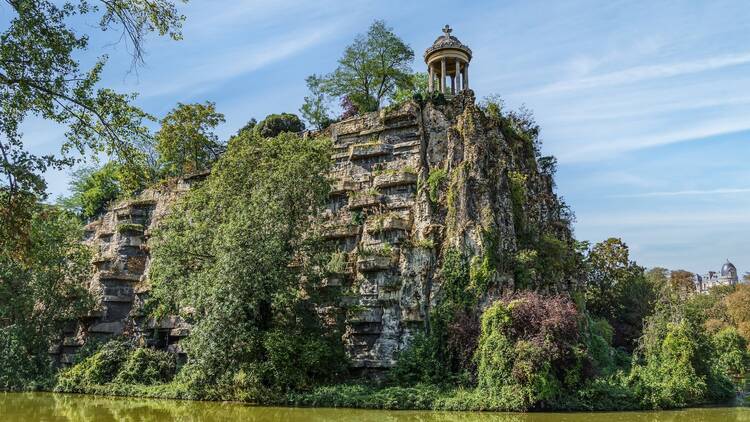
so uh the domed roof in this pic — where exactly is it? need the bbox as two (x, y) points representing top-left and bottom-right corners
(424, 25), (472, 62)
(721, 260), (737, 277)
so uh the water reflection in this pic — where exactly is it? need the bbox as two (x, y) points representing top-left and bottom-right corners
(0, 392), (749, 422)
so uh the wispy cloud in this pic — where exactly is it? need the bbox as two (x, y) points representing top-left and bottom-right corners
(527, 51), (750, 95)
(140, 23), (341, 98)
(579, 210), (750, 228)
(611, 188), (750, 198)
(557, 115), (750, 162)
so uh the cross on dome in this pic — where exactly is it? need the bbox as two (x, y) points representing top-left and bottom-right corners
(442, 24), (452, 38)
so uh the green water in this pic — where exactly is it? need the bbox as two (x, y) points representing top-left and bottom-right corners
(1, 392), (749, 422)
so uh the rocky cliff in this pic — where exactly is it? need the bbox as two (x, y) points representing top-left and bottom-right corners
(58, 91), (574, 370)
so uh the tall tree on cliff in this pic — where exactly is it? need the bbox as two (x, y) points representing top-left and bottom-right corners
(304, 20), (414, 116)
(156, 102), (226, 177)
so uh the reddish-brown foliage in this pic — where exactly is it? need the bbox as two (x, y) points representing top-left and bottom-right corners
(501, 291), (580, 360)
(447, 309), (480, 376)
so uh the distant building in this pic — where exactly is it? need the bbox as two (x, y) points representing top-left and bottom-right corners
(695, 260), (739, 293)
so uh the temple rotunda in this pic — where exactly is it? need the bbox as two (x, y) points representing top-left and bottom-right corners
(424, 25), (472, 95)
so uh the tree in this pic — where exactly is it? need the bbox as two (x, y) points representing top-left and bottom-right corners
(235, 118), (257, 137)
(0, 206), (93, 389)
(0, 0), (185, 257)
(255, 113), (304, 138)
(585, 238), (638, 317)
(312, 20), (414, 113)
(724, 284), (750, 343)
(585, 238), (654, 350)
(155, 102), (225, 176)
(59, 162), (123, 220)
(392, 72), (429, 105)
(300, 75), (332, 130)
(0, 0), (182, 388)
(1, 0), (185, 197)
(670, 270), (697, 297)
(148, 130), (344, 398)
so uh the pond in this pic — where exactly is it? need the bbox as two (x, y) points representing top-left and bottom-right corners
(1, 392), (749, 422)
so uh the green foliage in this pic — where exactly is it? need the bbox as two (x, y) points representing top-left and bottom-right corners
(116, 223), (145, 234)
(57, 341), (179, 394)
(475, 293), (586, 410)
(426, 168), (447, 203)
(351, 210), (365, 225)
(255, 113), (305, 138)
(628, 298), (736, 409)
(710, 327), (748, 382)
(392, 72), (429, 106)
(479, 94), (504, 119)
(290, 383), (442, 410)
(148, 130), (343, 400)
(115, 348), (177, 385)
(390, 332), (447, 385)
(59, 163), (123, 220)
(156, 102), (226, 177)
(326, 251), (348, 274)
(0, 325), (51, 391)
(584, 238), (654, 350)
(311, 20), (414, 113)
(1, 0), (184, 200)
(56, 339), (132, 391)
(0, 206), (93, 390)
(300, 75), (333, 130)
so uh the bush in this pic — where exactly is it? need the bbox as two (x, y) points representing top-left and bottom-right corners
(0, 326), (51, 390)
(390, 332), (446, 386)
(115, 348), (177, 385)
(426, 168), (447, 203)
(475, 292), (582, 410)
(56, 339), (132, 391)
(60, 163), (123, 220)
(290, 383), (441, 410)
(256, 113), (305, 138)
(711, 326), (748, 382)
(629, 320), (734, 409)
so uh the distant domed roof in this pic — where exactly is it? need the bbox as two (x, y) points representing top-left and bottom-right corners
(721, 260), (737, 277)
(424, 25), (472, 62)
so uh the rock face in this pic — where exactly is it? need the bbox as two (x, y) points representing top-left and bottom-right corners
(51, 174), (206, 364)
(322, 91), (573, 369)
(62, 92), (573, 371)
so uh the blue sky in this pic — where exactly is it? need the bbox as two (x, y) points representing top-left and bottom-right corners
(22, 0), (750, 275)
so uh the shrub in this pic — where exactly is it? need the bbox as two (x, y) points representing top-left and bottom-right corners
(115, 348), (177, 385)
(0, 326), (51, 390)
(711, 326), (748, 382)
(390, 332), (446, 385)
(629, 322), (706, 409)
(256, 113), (305, 137)
(60, 163), (123, 220)
(56, 339), (132, 391)
(426, 168), (447, 203)
(475, 292), (582, 410)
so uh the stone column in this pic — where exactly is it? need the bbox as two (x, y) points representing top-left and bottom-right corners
(463, 63), (469, 90)
(450, 75), (455, 94)
(441, 58), (447, 94)
(456, 59), (462, 92)
(428, 65), (434, 92)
